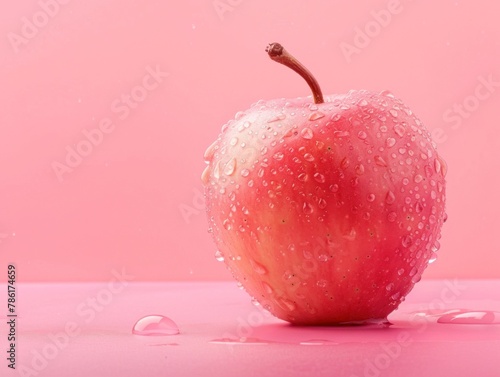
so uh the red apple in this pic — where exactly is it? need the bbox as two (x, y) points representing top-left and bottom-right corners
(202, 43), (447, 325)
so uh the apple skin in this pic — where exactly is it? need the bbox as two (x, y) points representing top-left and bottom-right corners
(202, 90), (447, 325)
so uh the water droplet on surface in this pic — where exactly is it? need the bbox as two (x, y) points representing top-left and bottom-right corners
(385, 191), (396, 204)
(241, 169), (250, 177)
(357, 99), (368, 107)
(223, 219), (232, 230)
(414, 174), (423, 183)
(309, 111), (325, 121)
(367, 193), (375, 202)
(402, 235), (413, 248)
(387, 212), (397, 222)
(318, 198), (327, 209)
(437, 310), (500, 324)
(386, 283), (394, 291)
(203, 140), (218, 162)
(355, 164), (365, 175)
(313, 173), (326, 183)
(334, 130), (350, 138)
(267, 113), (286, 123)
(278, 298), (296, 312)
(223, 159), (236, 176)
(250, 260), (268, 275)
(397, 268), (405, 276)
(374, 155), (387, 167)
(434, 158), (441, 174)
(329, 184), (339, 193)
(301, 128), (314, 139)
(273, 152), (284, 161)
(298, 173), (308, 182)
(201, 166), (210, 184)
(299, 339), (338, 346)
(235, 111), (246, 120)
(132, 315), (180, 336)
(304, 153), (315, 162)
(393, 124), (406, 137)
(389, 109), (398, 117)
(303, 202), (314, 214)
(209, 337), (270, 345)
(214, 250), (224, 262)
(357, 131), (367, 140)
(386, 138), (396, 148)
(229, 137), (238, 146)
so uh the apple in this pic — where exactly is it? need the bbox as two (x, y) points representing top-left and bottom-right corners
(202, 43), (447, 325)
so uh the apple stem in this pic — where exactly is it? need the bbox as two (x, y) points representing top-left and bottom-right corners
(266, 42), (324, 104)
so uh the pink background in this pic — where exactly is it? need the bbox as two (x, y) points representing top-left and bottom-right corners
(0, 0), (499, 282)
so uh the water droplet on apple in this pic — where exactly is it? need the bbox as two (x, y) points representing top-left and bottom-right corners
(329, 184), (339, 193)
(298, 173), (308, 182)
(273, 152), (284, 161)
(387, 212), (397, 222)
(267, 113), (286, 123)
(201, 165), (210, 184)
(397, 268), (405, 276)
(261, 282), (274, 294)
(213, 161), (221, 179)
(434, 158), (441, 174)
(437, 310), (500, 324)
(303, 202), (314, 214)
(414, 174), (423, 183)
(132, 315), (180, 336)
(411, 274), (422, 284)
(409, 266), (417, 276)
(313, 173), (325, 183)
(247, 179), (254, 187)
(223, 219), (232, 230)
(241, 169), (250, 177)
(223, 158), (236, 175)
(386, 283), (394, 291)
(380, 90), (395, 98)
(301, 128), (314, 139)
(340, 157), (349, 169)
(304, 153), (315, 162)
(278, 298), (296, 312)
(415, 202), (423, 213)
(389, 109), (398, 117)
(402, 235), (413, 248)
(250, 260), (268, 275)
(214, 250), (224, 262)
(367, 193), (375, 202)
(355, 164), (365, 175)
(374, 155), (387, 167)
(357, 131), (367, 140)
(394, 124), (406, 137)
(203, 140), (218, 162)
(385, 191), (396, 204)
(309, 111), (325, 121)
(318, 198), (327, 209)
(386, 138), (396, 148)
(229, 137), (238, 146)
(334, 130), (350, 137)
(357, 99), (368, 107)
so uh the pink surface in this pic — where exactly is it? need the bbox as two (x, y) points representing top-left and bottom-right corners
(1, 0), (500, 282)
(1, 280), (499, 377)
